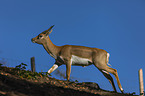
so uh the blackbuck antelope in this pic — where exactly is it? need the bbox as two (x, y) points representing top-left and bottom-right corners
(31, 25), (124, 93)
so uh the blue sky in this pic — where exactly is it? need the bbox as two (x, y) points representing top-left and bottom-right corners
(0, 0), (145, 94)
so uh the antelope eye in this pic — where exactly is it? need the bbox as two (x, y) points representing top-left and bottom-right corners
(39, 35), (43, 38)
(37, 35), (43, 39)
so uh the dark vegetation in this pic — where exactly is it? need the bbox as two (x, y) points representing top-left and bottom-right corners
(0, 63), (138, 96)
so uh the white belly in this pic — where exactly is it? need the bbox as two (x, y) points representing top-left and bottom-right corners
(71, 55), (92, 66)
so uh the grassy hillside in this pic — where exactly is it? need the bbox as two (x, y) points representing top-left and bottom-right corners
(0, 65), (138, 96)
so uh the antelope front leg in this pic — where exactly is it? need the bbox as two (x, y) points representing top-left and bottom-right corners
(48, 64), (59, 74)
(66, 60), (71, 81)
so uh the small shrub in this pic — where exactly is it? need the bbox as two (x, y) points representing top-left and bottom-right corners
(15, 63), (50, 80)
(15, 63), (27, 70)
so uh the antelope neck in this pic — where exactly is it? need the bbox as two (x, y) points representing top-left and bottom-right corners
(42, 37), (60, 59)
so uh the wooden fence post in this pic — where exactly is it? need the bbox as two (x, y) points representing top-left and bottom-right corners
(139, 68), (144, 96)
(31, 57), (35, 72)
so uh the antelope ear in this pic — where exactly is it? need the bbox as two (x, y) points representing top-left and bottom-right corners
(49, 29), (53, 34)
(47, 25), (54, 31)
(46, 29), (53, 36)
(42, 25), (54, 36)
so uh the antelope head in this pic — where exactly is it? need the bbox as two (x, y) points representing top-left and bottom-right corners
(31, 25), (54, 44)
